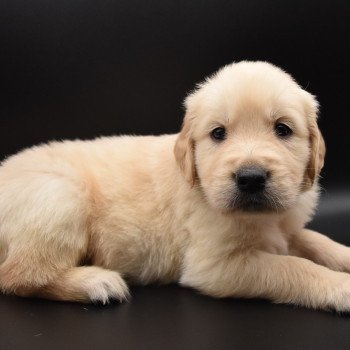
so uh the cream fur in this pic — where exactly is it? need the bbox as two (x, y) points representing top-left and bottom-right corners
(1, 61), (349, 311)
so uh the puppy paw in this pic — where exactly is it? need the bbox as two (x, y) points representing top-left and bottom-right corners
(80, 268), (130, 304)
(327, 274), (350, 313)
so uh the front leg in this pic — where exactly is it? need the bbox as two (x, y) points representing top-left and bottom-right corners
(180, 248), (350, 312)
(289, 229), (350, 272)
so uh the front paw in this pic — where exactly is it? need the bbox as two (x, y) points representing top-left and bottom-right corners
(327, 273), (350, 312)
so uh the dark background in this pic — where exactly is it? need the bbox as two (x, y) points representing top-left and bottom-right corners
(1, 0), (349, 188)
(1, 2), (350, 349)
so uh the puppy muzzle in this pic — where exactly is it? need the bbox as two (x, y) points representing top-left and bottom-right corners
(231, 166), (276, 212)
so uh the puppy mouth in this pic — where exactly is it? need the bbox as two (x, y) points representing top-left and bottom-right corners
(229, 191), (283, 212)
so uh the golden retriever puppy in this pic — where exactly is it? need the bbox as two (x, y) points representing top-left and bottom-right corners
(1, 61), (349, 311)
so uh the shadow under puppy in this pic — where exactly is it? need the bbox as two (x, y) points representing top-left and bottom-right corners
(1, 61), (349, 312)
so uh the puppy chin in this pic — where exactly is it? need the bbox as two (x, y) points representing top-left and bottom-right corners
(233, 194), (275, 212)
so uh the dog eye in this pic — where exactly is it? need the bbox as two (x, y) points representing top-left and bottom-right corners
(211, 127), (226, 141)
(275, 123), (293, 138)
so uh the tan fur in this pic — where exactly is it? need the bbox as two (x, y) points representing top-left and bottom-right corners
(1, 61), (350, 311)
(174, 113), (197, 186)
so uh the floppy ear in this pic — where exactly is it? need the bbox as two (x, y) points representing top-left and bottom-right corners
(174, 112), (197, 186)
(303, 94), (326, 190)
(305, 119), (326, 188)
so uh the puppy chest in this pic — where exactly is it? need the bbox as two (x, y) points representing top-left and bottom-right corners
(260, 231), (289, 255)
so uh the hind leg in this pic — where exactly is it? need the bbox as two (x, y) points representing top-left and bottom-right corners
(38, 266), (129, 303)
(1, 256), (129, 303)
(1, 253), (129, 303)
(0, 173), (128, 303)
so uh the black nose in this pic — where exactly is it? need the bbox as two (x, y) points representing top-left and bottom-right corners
(236, 167), (268, 193)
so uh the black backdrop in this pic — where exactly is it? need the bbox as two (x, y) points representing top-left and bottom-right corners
(1, 3), (350, 349)
(1, 0), (349, 188)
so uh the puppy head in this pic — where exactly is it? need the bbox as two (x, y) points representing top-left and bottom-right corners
(174, 61), (325, 213)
